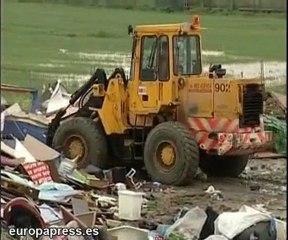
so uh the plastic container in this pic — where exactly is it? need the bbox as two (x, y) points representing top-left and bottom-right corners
(118, 190), (144, 220)
(108, 226), (149, 240)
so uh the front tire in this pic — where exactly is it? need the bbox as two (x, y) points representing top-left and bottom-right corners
(144, 121), (199, 186)
(52, 117), (108, 169)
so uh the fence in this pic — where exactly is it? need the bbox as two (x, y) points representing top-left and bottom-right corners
(17, 0), (287, 12)
(185, 0), (287, 12)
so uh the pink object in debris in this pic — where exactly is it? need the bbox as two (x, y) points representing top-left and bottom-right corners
(0, 154), (23, 167)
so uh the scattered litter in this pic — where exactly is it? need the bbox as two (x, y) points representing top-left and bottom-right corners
(38, 182), (83, 201)
(205, 186), (224, 201)
(214, 206), (275, 239)
(126, 168), (143, 189)
(0, 80), (286, 239)
(249, 184), (261, 191)
(166, 207), (207, 240)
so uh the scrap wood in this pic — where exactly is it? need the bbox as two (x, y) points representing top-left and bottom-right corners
(60, 205), (96, 228)
(38, 199), (72, 207)
(71, 197), (90, 215)
(265, 91), (286, 119)
(0, 189), (20, 202)
(22, 134), (60, 161)
(1, 141), (16, 158)
(270, 91), (286, 110)
(253, 152), (286, 159)
(1, 177), (39, 200)
(5, 113), (50, 127)
(66, 170), (110, 190)
(95, 210), (114, 219)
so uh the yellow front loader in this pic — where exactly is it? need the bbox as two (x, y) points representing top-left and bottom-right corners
(47, 16), (273, 185)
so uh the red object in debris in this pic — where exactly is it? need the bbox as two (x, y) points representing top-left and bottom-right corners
(22, 162), (53, 184)
(3, 197), (46, 228)
(0, 154), (22, 167)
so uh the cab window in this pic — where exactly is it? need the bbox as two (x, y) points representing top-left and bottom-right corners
(140, 35), (157, 81)
(173, 35), (202, 75)
(158, 35), (169, 81)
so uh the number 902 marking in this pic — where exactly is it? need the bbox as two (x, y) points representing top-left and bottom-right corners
(215, 83), (230, 92)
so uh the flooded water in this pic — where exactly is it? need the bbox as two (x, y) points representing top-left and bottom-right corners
(33, 50), (286, 87)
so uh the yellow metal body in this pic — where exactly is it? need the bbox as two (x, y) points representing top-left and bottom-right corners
(93, 16), (263, 135)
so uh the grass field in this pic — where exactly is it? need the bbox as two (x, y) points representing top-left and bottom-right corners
(1, 1), (286, 99)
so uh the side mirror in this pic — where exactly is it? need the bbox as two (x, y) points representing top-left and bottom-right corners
(128, 25), (133, 36)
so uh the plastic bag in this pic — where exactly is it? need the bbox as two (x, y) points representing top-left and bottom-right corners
(165, 207), (207, 240)
(214, 211), (271, 239)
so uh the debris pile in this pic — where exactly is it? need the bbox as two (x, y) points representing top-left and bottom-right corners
(0, 82), (286, 240)
(263, 114), (287, 155)
(1, 130), (286, 240)
(264, 91), (286, 120)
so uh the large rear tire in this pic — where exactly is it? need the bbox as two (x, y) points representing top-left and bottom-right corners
(144, 121), (199, 186)
(200, 153), (249, 177)
(52, 117), (108, 169)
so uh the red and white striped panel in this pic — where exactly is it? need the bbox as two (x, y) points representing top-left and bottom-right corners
(193, 131), (233, 153)
(193, 131), (218, 150)
(191, 130), (271, 155)
(240, 132), (267, 145)
(188, 117), (263, 133)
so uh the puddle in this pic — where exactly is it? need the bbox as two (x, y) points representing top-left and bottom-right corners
(38, 63), (65, 68)
(202, 50), (225, 56)
(30, 71), (90, 84)
(35, 51), (286, 87)
(220, 61), (286, 82)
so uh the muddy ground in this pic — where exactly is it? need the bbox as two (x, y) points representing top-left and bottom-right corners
(143, 157), (286, 225)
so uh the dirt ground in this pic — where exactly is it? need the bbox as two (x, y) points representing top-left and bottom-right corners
(144, 157), (286, 225)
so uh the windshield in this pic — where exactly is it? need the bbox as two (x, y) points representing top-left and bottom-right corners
(173, 35), (202, 75)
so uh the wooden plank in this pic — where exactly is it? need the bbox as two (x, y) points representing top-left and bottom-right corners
(271, 91), (286, 110)
(1, 177), (39, 199)
(253, 152), (286, 159)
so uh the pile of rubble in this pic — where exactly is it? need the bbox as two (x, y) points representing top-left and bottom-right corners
(264, 91), (286, 120)
(0, 82), (286, 240)
(0, 136), (286, 240)
(263, 91), (287, 156)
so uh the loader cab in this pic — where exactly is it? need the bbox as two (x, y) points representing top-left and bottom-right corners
(128, 16), (203, 114)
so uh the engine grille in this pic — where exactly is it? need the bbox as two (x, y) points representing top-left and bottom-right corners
(239, 84), (263, 128)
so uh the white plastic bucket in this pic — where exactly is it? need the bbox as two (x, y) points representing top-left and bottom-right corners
(118, 190), (144, 221)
